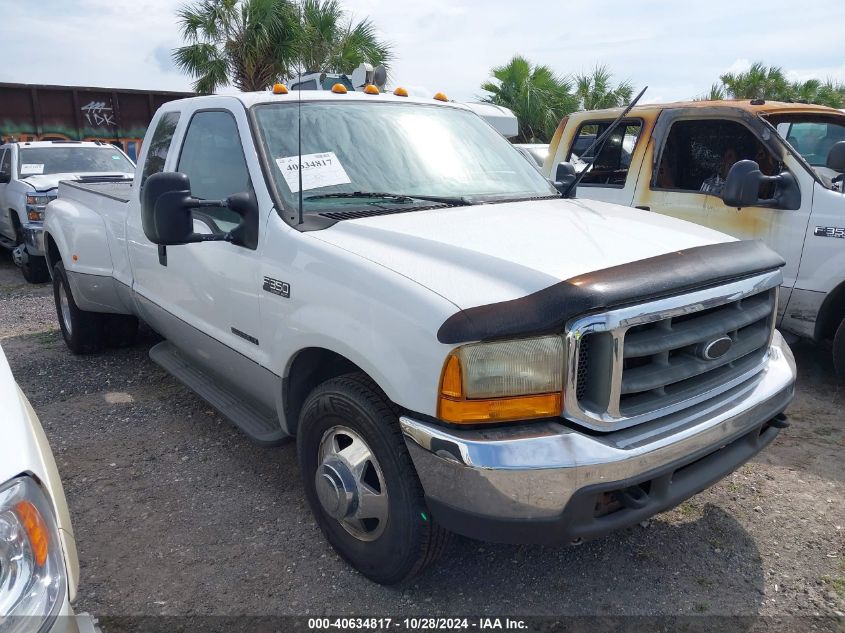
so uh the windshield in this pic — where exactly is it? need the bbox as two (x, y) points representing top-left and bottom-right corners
(769, 114), (845, 167)
(253, 101), (557, 218)
(18, 146), (135, 177)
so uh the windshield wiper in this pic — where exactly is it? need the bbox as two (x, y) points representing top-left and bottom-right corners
(304, 191), (470, 206)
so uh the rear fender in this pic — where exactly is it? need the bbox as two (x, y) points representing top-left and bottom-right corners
(43, 198), (113, 276)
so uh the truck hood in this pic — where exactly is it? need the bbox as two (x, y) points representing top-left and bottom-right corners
(313, 197), (735, 309)
(21, 172), (131, 192)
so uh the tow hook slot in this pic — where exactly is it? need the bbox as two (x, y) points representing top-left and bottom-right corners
(617, 485), (649, 510)
(769, 412), (789, 429)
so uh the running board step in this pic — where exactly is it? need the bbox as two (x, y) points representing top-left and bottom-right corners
(149, 341), (288, 446)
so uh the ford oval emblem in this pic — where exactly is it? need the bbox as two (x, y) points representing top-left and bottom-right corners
(701, 336), (733, 361)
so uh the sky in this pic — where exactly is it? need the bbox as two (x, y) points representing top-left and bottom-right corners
(3, 0), (845, 104)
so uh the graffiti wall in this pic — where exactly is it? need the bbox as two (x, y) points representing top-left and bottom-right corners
(0, 83), (192, 162)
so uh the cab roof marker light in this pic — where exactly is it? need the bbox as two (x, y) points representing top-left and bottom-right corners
(433, 92), (449, 102)
(363, 84), (380, 95)
(272, 83), (289, 95)
(393, 87), (409, 97)
(331, 83), (348, 94)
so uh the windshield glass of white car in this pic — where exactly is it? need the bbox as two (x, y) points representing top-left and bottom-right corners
(254, 102), (558, 217)
(18, 147), (134, 176)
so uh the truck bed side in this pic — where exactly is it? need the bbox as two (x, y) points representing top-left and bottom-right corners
(44, 179), (135, 315)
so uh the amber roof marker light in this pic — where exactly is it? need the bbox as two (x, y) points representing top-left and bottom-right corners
(331, 83), (348, 94)
(272, 83), (288, 94)
(363, 84), (380, 95)
(393, 87), (409, 97)
(433, 92), (449, 102)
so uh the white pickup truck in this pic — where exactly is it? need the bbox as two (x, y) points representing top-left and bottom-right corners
(0, 140), (135, 283)
(43, 89), (796, 584)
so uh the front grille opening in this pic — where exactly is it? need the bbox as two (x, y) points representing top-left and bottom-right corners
(593, 481), (653, 518)
(576, 334), (591, 401)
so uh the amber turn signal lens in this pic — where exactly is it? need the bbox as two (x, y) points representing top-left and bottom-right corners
(331, 83), (348, 94)
(363, 84), (380, 95)
(393, 87), (409, 97)
(272, 83), (288, 94)
(438, 393), (562, 424)
(15, 500), (49, 566)
(433, 91), (448, 102)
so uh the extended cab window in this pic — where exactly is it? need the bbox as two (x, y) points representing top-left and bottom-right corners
(655, 119), (780, 193)
(177, 111), (253, 233)
(140, 112), (180, 185)
(566, 120), (642, 186)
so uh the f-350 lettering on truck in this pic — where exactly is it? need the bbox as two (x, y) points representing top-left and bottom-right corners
(43, 89), (796, 584)
(0, 140), (134, 282)
(543, 100), (845, 374)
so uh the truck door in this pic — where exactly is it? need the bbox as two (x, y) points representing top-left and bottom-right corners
(636, 109), (813, 313)
(562, 117), (646, 206)
(127, 104), (276, 410)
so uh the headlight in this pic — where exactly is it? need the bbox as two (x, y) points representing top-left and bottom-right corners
(437, 335), (564, 423)
(25, 195), (54, 222)
(0, 477), (66, 633)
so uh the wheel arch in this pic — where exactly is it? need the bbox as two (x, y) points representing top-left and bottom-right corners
(814, 279), (845, 341)
(283, 346), (367, 436)
(44, 232), (62, 272)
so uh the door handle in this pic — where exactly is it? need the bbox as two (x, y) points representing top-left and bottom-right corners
(635, 205), (651, 211)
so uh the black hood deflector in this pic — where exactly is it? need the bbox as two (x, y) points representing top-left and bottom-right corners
(437, 240), (785, 345)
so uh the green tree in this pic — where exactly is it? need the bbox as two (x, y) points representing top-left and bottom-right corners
(173, 0), (300, 93)
(481, 56), (578, 143)
(707, 62), (845, 107)
(574, 65), (634, 110)
(173, 0), (393, 94)
(297, 0), (393, 74)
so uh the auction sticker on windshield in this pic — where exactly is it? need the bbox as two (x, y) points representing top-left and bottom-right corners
(20, 163), (45, 175)
(275, 152), (351, 193)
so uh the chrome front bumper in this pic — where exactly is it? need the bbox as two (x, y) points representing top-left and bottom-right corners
(401, 331), (796, 544)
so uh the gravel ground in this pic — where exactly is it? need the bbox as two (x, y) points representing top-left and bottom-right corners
(1, 251), (843, 626)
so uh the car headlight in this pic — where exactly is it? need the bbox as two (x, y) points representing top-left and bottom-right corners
(437, 335), (564, 423)
(0, 477), (66, 633)
(25, 195), (54, 222)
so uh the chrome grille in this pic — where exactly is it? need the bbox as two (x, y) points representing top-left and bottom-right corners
(564, 270), (781, 432)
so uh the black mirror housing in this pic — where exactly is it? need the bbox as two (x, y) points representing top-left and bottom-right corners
(554, 162), (577, 198)
(721, 160), (762, 208)
(721, 160), (800, 210)
(827, 141), (845, 173)
(141, 172), (196, 245)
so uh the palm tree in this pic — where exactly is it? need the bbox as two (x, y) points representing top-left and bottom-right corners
(719, 62), (792, 101)
(172, 0), (392, 94)
(296, 0), (393, 75)
(574, 65), (634, 110)
(481, 56), (578, 143)
(173, 0), (300, 93)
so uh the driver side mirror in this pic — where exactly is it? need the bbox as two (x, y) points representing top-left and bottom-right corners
(827, 141), (845, 173)
(141, 172), (257, 248)
(554, 162), (577, 198)
(721, 159), (801, 210)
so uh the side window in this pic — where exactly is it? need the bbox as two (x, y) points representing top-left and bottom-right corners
(177, 111), (253, 233)
(566, 119), (642, 186)
(140, 112), (180, 186)
(655, 119), (780, 193)
(0, 149), (11, 182)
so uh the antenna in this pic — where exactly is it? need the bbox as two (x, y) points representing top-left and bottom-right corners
(296, 2), (304, 225)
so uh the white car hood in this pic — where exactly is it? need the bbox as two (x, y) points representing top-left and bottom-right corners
(0, 346), (41, 483)
(313, 197), (735, 309)
(21, 172), (132, 192)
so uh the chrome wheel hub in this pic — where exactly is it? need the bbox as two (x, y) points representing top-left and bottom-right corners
(58, 283), (72, 335)
(316, 426), (388, 542)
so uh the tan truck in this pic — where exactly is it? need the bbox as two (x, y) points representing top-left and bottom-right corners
(544, 100), (845, 372)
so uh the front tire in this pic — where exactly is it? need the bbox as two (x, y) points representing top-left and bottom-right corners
(21, 254), (49, 284)
(297, 373), (451, 584)
(53, 261), (104, 354)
